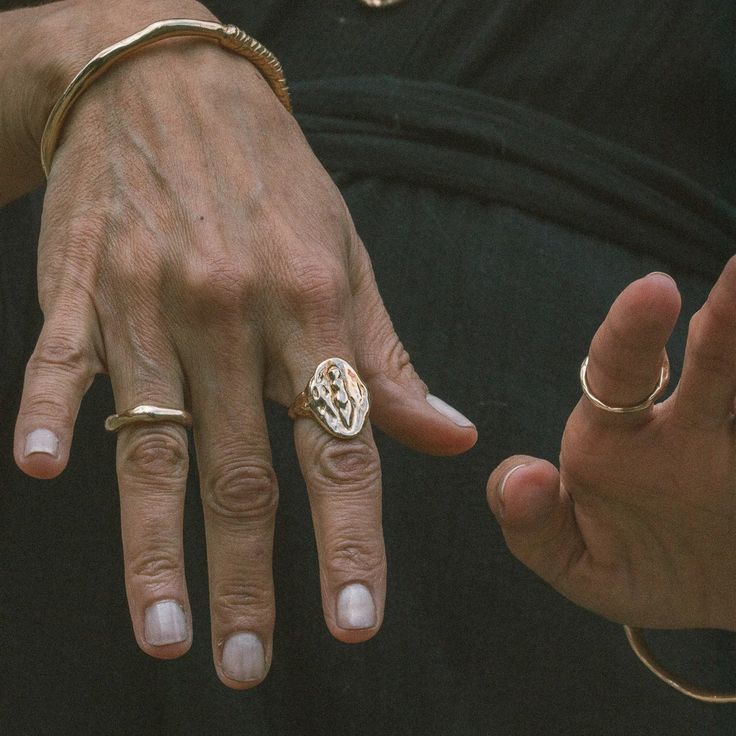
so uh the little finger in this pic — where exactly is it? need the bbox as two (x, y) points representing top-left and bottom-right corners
(14, 306), (100, 479)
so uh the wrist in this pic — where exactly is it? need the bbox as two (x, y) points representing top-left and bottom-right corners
(35, 0), (220, 138)
(1, 0), (218, 202)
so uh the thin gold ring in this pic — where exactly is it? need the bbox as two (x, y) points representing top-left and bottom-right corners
(105, 405), (193, 432)
(579, 355), (669, 414)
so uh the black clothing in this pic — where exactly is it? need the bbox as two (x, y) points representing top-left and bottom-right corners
(1, 1), (735, 734)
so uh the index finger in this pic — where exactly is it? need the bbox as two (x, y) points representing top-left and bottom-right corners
(581, 272), (681, 427)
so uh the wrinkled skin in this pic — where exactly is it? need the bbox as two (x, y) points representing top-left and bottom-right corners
(12, 28), (476, 688)
(488, 265), (736, 632)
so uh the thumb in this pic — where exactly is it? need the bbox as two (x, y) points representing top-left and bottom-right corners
(351, 270), (476, 456)
(487, 455), (586, 589)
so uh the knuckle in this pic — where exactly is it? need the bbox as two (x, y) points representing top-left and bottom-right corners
(281, 257), (350, 326)
(21, 393), (75, 426)
(313, 438), (380, 493)
(212, 580), (274, 621)
(106, 242), (165, 294)
(386, 337), (412, 372)
(384, 338), (421, 385)
(325, 536), (385, 578)
(687, 309), (731, 374)
(702, 288), (736, 333)
(203, 461), (278, 521)
(182, 255), (255, 315)
(120, 430), (189, 482)
(29, 333), (90, 376)
(686, 310), (707, 347)
(127, 548), (182, 589)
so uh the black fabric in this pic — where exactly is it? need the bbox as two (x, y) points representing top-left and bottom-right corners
(217, 0), (735, 199)
(1, 1), (735, 734)
(293, 76), (735, 278)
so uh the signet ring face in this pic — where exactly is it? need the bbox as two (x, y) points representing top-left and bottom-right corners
(288, 358), (370, 439)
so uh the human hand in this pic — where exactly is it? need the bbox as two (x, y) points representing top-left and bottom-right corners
(11, 3), (477, 688)
(487, 262), (736, 630)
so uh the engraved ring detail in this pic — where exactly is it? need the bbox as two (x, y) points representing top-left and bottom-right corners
(288, 358), (370, 438)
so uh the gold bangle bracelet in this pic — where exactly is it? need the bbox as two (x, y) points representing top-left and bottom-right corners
(624, 626), (736, 703)
(40, 18), (291, 176)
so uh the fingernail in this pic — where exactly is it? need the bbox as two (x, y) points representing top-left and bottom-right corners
(498, 464), (528, 517)
(144, 600), (188, 646)
(426, 394), (474, 427)
(336, 583), (376, 629)
(650, 271), (676, 285)
(24, 429), (59, 458)
(221, 632), (266, 682)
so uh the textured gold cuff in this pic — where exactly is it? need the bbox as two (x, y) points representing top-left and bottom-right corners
(41, 18), (291, 176)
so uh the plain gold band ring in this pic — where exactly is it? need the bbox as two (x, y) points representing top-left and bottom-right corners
(105, 405), (194, 433)
(579, 354), (670, 414)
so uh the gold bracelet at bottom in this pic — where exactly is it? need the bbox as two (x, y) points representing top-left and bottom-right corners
(625, 626), (736, 703)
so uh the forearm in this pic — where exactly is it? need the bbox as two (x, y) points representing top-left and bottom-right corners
(0, 0), (217, 204)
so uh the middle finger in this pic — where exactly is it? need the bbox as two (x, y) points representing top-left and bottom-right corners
(185, 333), (278, 690)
